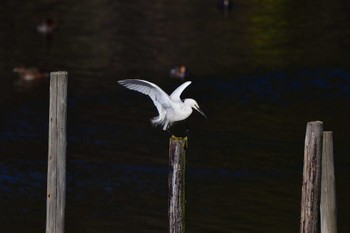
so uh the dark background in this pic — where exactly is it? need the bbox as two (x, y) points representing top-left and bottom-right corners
(0, 0), (350, 232)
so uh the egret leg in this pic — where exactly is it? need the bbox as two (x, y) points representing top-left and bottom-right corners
(185, 122), (190, 134)
(165, 123), (172, 135)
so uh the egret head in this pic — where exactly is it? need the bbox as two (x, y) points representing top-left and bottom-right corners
(185, 99), (207, 119)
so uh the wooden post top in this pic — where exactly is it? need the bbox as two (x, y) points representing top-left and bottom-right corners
(170, 135), (188, 148)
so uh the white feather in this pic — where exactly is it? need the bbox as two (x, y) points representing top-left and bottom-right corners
(118, 79), (205, 131)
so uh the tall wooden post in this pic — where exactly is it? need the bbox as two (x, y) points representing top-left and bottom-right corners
(300, 121), (323, 233)
(46, 71), (68, 233)
(320, 131), (337, 233)
(168, 136), (187, 233)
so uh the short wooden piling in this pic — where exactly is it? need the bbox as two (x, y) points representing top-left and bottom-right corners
(300, 121), (323, 233)
(320, 131), (337, 233)
(168, 136), (187, 233)
(46, 71), (68, 233)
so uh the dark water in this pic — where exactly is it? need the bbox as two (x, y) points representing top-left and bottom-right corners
(1, 0), (350, 232)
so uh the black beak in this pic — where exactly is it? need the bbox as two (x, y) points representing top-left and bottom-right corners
(195, 107), (207, 119)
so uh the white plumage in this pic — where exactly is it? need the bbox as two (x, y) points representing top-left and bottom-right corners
(118, 79), (206, 131)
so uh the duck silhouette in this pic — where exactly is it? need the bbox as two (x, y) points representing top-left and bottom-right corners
(13, 65), (49, 81)
(37, 18), (57, 40)
(170, 65), (189, 80)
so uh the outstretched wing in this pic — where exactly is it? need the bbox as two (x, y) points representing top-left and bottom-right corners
(169, 81), (191, 101)
(118, 79), (172, 115)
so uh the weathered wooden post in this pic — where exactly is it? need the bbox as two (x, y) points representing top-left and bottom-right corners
(168, 136), (187, 233)
(300, 121), (323, 233)
(46, 71), (68, 233)
(320, 131), (337, 233)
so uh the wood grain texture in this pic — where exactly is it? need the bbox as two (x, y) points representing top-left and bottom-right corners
(169, 136), (187, 233)
(47, 71), (68, 233)
(321, 131), (337, 233)
(300, 121), (323, 233)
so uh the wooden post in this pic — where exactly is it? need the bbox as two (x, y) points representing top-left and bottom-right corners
(46, 71), (68, 233)
(300, 121), (323, 233)
(320, 131), (337, 233)
(168, 136), (187, 233)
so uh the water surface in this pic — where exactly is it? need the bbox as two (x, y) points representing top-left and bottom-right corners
(1, 0), (350, 232)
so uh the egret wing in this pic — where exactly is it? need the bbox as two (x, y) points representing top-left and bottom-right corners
(169, 81), (191, 101)
(118, 79), (171, 115)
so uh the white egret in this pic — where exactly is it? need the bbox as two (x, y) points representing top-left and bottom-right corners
(118, 79), (207, 131)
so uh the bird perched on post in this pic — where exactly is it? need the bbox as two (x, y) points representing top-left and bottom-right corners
(118, 79), (207, 131)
